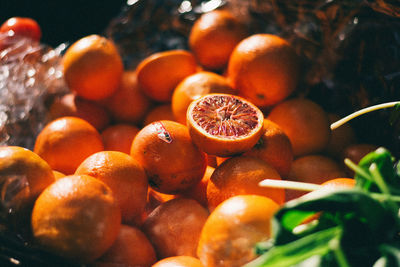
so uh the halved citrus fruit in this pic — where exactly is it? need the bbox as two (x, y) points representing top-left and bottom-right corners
(186, 93), (264, 157)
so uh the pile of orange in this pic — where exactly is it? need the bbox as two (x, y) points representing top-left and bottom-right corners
(1, 9), (383, 267)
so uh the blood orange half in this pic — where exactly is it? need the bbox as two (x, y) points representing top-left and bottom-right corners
(187, 93), (264, 157)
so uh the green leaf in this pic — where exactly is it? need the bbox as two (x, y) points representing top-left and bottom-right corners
(374, 244), (400, 267)
(244, 227), (342, 267)
(389, 103), (400, 126)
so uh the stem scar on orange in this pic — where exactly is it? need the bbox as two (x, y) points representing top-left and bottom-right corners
(186, 93), (264, 157)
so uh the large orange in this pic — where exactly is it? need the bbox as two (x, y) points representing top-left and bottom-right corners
(101, 124), (140, 155)
(130, 120), (207, 194)
(207, 156), (284, 212)
(95, 224), (157, 267)
(171, 71), (236, 124)
(33, 116), (104, 175)
(104, 70), (152, 124)
(227, 33), (300, 108)
(75, 151), (148, 224)
(31, 175), (121, 263)
(49, 93), (111, 131)
(136, 50), (198, 102)
(153, 256), (204, 267)
(143, 104), (176, 126)
(189, 9), (248, 70)
(187, 93), (264, 157)
(143, 198), (209, 259)
(62, 34), (123, 100)
(267, 98), (331, 157)
(243, 119), (293, 178)
(197, 195), (279, 267)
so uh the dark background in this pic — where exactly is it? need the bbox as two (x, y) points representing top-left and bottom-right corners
(0, 0), (127, 47)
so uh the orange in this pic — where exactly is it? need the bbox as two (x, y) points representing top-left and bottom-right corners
(243, 119), (293, 177)
(62, 34), (123, 101)
(52, 170), (66, 180)
(189, 9), (248, 70)
(136, 50), (198, 102)
(49, 93), (111, 131)
(31, 174), (121, 263)
(75, 151), (148, 224)
(131, 120), (207, 194)
(143, 198), (209, 259)
(101, 124), (140, 155)
(321, 177), (356, 189)
(104, 70), (152, 124)
(286, 154), (348, 200)
(143, 104), (176, 126)
(153, 256), (204, 267)
(179, 165), (215, 207)
(227, 33), (300, 108)
(95, 224), (157, 267)
(33, 116), (104, 175)
(325, 113), (357, 159)
(187, 93), (264, 157)
(267, 97), (331, 157)
(197, 195), (279, 267)
(207, 156), (284, 212)
(171, 71), (236, 124)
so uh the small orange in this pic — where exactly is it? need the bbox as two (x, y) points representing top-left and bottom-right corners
(143, 104), (176, 126)
(75, 151), (148, 224)
(62, 35), (123, 101)
(207, 156), (284, 212)
(33, 116), (104, 175)
(31, 174), (121, 263)
(189, 9), (248, 70)
(286, 154), (348, 200)
(95, 224), (157, 267)
(227, 33), (300, 108)
(197, 195), (279, 267)
(171, 71), (236, 124)
(267, 98), (331, 157)
(49, 93), (111, 131)
(131, 120), (207, 194)
(101, 124), (140, 155)
(143, 198), (209, 259)
(153, 256), (204, 267)
(104, 70), (152, 124)
(243, 119), (293, 178)
(187, 93), (264, 157)
(136, 50), (198, 102)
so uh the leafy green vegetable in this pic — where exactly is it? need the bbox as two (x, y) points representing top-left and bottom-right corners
(246, 147), (400, 267)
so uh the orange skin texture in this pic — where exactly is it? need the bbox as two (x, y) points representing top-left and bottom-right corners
(52, 170), (66, 180)
(286, 154), (348, 200)
(172, 71), (236, 125)
(197, 195), (279, 267)
(31, 175), (121, 264)
(33, 116), (104, 175)
(95, 225), (157, 267)
(101, 124), (140, 155)
(187, 94), (264, 157)
(0, 146), (55, 206)
(75, 151), (148, 224)
(267, 98), (331, 157)
(244, 119), (293, 178)
(131, 120), (207, 194)
(104, 70), (152, 124)
(143, 198), (209, 259)
(189, 9), (248, 70)
(227, 34), (300, 108)
(207, 156), (284, 212)
(153, 256), (204, 267)
(49, 93), (111, 131)
(136, 50), (198, 102)
(62, 35), (123, 100)
(143, 104), (176, 126)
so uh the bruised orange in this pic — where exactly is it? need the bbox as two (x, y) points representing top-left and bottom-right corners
(136, 50), (198, 102)
(131, 120), (207, 194)
(62, 35), (123, 101)
(33, 116), (104, 175)
(31, 175), (121, 263)
(227, 33), (300, 108)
